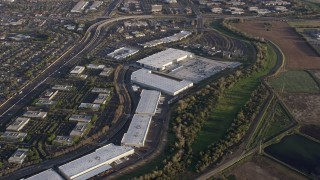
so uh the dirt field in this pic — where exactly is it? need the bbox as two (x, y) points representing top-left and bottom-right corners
(225, 156), (308, 180)
(234, 21), (320, 70)
(283, 94), (320, 125)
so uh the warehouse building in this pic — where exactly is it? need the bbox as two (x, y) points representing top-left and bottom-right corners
(121, 90), (161, 147)
(131, 69), (193, 96)
(24, 168), (64, 180)
(71, 0), (88, 13)
(8, 148), (28, 164)
(23, 111), (47, 119)
(137, 48), (193, 71)
(135, 90), (161, 115)
(58, 143), (134, 180)
(121, 114), (152, 148)
(6, 117), (30, 131)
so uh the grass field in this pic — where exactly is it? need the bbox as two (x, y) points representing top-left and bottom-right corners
(192, 43), (277, 153)
(269, 70), (319, 93)
(223, 155), (308, 180)
(288, 21), (320, 28)
(247, 100), (294, 149)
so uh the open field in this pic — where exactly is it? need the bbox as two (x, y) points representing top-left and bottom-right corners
(283, 94), (320, 125)
(192, 43), (277, 153)
(265, 134), (320, 177)
(224, 155), (308, 180)
(269, 70), (319, 93)
(234, 21), (320, 69)
(300, 125), (320, 141)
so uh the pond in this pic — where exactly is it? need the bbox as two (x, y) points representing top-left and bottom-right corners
(264, 134), (320, 177)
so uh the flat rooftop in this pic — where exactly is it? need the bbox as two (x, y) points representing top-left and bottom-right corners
(131, 69), (193, 96)
(137, 48), (193, 70)
(58, 143), (134, 179)
(121, 114), (152, 147)
(135, 90), (161, 115)
(24, 168), (64, 180)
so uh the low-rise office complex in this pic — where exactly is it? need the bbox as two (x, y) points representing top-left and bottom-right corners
(23, 111), (47, 119)
(69, 114), (92, 123)
(52, 85), (73, 91)
(70, 122), (88, 137)
(131, 69), (193, 96)
(54, 136), (73, 146)
(93, 93), (109, 104)
(6, 117), (30, 131)
(1, 131), (27, 141)
(70, 66), (85, 74)
(8, 148), (28, 164)
(71, 0), (88, 13)
(58, 143), (134, 180)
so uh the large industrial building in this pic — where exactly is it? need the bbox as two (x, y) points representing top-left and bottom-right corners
(121, 114), (153, 148)
(137, 48), (193, 71)
(121, 90), (161, 147)
(135, 90), (161, 115)
(131, 69), (193, 96)
(58, 143), (134, 180)
(24, 168), (64, 180)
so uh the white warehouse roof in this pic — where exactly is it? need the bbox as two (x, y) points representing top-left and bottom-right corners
(24, 168), (64, 180)
(121, 114), (153, 148)
(131, 69), (193, 96)
(135, 90), (161, 115)
(58, 143), (134, 180)
(137, 48), (193, 71)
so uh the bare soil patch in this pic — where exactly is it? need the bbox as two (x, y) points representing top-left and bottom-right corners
(283, 94), (320, 125)
(226, 156), (307, 180)
(234, 21), (320, 70)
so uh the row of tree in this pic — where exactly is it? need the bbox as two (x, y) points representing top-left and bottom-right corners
(195, 85), (268, 172)
(134, 23), (271, 179)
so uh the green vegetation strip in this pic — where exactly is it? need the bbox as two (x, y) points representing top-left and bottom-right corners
(269, 70), (320, 93)
(192, 43), (277, 153)
(247, 100), (294, 149)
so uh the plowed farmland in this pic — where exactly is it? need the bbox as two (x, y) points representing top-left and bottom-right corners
(234, 21), (320, 70)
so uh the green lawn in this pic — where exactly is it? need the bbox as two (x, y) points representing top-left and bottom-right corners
(192, 43), (277, 153)
(269, 70), (319, 93)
